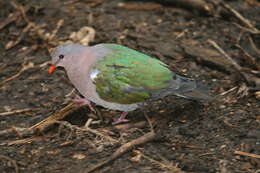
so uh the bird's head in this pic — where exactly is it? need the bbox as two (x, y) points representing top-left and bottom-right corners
(48, 43), (85, 74)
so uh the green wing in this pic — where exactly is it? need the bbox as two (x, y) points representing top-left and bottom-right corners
(93, 44), (173, 104)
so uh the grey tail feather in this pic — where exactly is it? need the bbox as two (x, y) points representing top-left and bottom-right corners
(171, 74), (213, 102)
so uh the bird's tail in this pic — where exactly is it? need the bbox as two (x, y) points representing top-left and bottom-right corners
(172, 74), (213, 102)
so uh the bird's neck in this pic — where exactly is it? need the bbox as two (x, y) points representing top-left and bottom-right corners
(65, 50), (96, 91)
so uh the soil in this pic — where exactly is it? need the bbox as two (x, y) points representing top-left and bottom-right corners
(0, 0), (259, 173)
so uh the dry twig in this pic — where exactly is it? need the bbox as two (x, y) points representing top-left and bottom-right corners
(1, 136), (45, 146)
(143, 111), (154, 133)
(5, 23), (33, 50)
(234, 150), (260, 159)
(114, 121), (147, 131)
(0, 108), (38, 116)
(117, 2), (162, 11)
(208, 40), (242, 71)
(1, 61), (34, 84)
(219, 87), (238, 96)
(84, 118), (93, 128)
(208, 40), (252, 83)
(0, 60), (48, 85)
(209, 40), (260, 87)
(29, 103), (76, 132)
(220, 2), (259, 34)
(3, 1), (33, 50)
(133, 150), (184, 173)
(0, 155), (19, 173)
(234, 44), (260, 70)
(10, 0), (30, 23)
(64, 0), (104, 7)
(0, 104), (76, 138)
(56, 121), (118, 143)
(6, 1), (64, 49)
(0, 3), (30, 30)
(86, 127), (118, 143)
(0, 102), (100, 139)
(248, 36), (260, 56)
(84, 131), (156, 173)
(0, 127), (34, 138)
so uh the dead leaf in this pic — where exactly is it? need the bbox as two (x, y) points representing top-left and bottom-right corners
(72, 153), (86, 160)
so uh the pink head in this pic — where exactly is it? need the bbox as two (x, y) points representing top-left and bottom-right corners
(48, 43), (86, 74)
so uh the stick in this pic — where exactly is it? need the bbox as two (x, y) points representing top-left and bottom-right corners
(143, 111), (154, 133)
(0, 108), (37, 116)
(84, 118), (93, 128)
(114, 121), (147, 131)
(0, 155), (19, 173)
(29, 103), (76, 132)
(207, 40), (252, 83)
(235, 44), (260, 70)
(0, 127), (34, 138)
(134, 150), (185, 172)
(1, 58), (47, 85)
(84, 131), (156, 173)
(0, 3), (30, 30)
(56, 121), (118, 143)
(1, 136), (45, 146)
(234, 151), (260, 159)
(219, 86), (238, 96)
(117, 2), (162, 11)
(172, 0), (211, 14)
(85, 127), (118, 143)
(220, 2), (259, 34)
(5, 23), (33, 50)
(208, 40), (242, 71)
(1, 61), (34, 85)
(10, 0), (30, 23)
(248, 36), (260, 56)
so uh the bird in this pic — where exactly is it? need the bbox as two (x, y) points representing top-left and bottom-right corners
(48, 43), (212, 124)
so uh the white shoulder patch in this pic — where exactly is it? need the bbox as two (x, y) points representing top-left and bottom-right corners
(90, 69), (100, 81)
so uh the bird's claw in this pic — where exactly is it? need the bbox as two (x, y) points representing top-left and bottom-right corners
(112, 112), (129, 125)
(72, 97), (96, 113)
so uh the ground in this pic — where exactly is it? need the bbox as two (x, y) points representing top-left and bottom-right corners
(0, 0), (259, 173)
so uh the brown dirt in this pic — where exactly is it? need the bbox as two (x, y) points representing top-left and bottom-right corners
(0, 0), (259, 173)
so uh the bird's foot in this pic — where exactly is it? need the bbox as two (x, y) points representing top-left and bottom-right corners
(72, 96), (96, 113)
(112, 112), (129, 125)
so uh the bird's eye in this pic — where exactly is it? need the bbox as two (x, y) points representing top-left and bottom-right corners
(59, 55), (64, 59)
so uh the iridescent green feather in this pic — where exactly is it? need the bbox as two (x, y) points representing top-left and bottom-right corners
(93, 44), (173, 104)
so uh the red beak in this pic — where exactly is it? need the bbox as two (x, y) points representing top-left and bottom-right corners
(48, 65), (56, 74)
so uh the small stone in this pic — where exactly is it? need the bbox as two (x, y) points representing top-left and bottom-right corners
(255, 91), (260, 99)
(219, 105), (226, 109)
(181, 69), (187, 72)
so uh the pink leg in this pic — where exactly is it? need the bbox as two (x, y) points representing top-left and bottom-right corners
(72, 96), (96, 113)
(112, 112), (129, 125)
